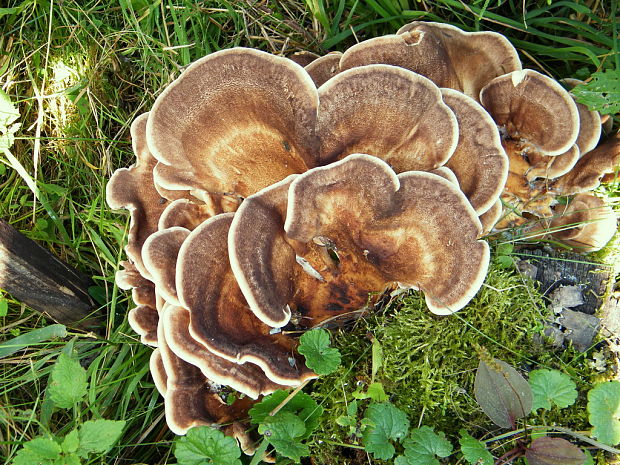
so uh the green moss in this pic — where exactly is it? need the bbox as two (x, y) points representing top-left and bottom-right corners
(308, 261), (596, 464)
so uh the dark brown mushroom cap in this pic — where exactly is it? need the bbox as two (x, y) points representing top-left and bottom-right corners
(150, 349), (167, 396)
(524, 144), (580, 182)
(305, 52), (342, 87)
(430, 166), (459, 186)
(158, 197), (239, 231)
(147, 48), (320, 198)
(107, 113), (169, 280)
(162, 305), (285, 398)
(441, 88), (508, 214)
(142, 227), (190, 306)
(177, 212), (315, 386)
(288, 51), (320, 67)
(339, 21), (521, 100)
(479, 199), (503, 235)
(128, 305), (159, 346)
(562, 78), (602, 155)
(552, 132), (620, 195)
(157, 318), (254, 435)
(480, 70), (580, 156)
(231, 154), (489, 319)
(318, 65), (457, 170)
(550, 193), (617, 252)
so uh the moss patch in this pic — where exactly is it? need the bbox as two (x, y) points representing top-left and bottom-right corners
(308, 262), (597, 464)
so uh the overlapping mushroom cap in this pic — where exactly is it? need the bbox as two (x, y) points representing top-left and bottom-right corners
(107, 20), (617, 443)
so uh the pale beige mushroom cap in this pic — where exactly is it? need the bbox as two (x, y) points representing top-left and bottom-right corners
(552, 132), (620, 195)
(128, 305), (159, 347)
(550, 194), (617, 252)
(147, 48), (320, 199)
(340, 21), (521, 100)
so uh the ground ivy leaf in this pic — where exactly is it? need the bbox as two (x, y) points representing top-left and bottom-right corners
(248, 390), (323, 438)
(529, 369), (577, 411)
(259, 412), (309, 462)
(175, 426), (242, 465)
(474, 358), (532, 428)
(587, 381), (620, 445)
(77, 420), (125, 456)
(459, 429), (493, 465)
(298, 329), (341, 375)
(48, 353), (88, 409)
(61, 429), (80, 454)
(525, 437), (586, 465)
(397, 426), (453, 465)
(362, 402), (410, 460)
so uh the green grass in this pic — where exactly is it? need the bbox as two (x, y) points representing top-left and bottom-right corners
(0, 0), (618, 464)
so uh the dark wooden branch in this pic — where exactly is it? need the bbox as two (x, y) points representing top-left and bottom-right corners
(0, 219), (103, 333)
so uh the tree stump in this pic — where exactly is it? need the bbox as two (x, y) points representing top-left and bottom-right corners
(0, 219), (103, 332)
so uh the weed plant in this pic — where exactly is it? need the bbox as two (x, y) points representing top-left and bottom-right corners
(0, 0), (618, 464)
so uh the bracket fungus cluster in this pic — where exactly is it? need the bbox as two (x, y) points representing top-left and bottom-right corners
(107, 21), (618, 443)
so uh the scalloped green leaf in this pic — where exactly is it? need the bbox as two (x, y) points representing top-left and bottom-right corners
(395, 426), (453, 465)
(258, 412), (309, 462)
(298, 329), (341, 375)
(529, 369), (577, 411)
(362, 402), (410, 460)
(175, 426), (241, 465)
(459, 429), (494, 465)
(587, 381), (620, 445)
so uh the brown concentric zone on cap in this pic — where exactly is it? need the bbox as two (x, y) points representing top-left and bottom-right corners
(177, 212), (316, 386)
(317, 64), (458, 171)
(147, 47), (320, 199)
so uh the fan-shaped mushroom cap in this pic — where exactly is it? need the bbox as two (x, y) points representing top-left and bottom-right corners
(128, 305), (159, 346)
(107, 113), (169, 280)
(523, 144), (581, 182)
(157, 318), (254, 435)
(177, 213), (316, 386)
(430, 166), (459, 186)
(288, 51), (320, 67)
(150, 349), (167, 396)
(562, 78), (602, 155)
(479, 199), (503, 235)
(141, 227), (190, 306)
(231, 154), (489, 321)
(440, 88), (508, 214)
(162, 305), (285, 398)
(147, 48), (320, 198)
(318, 65), (458, 170)
(549, 194), (617, 252)
(340, 21), (521, 100)
(158, 197), (240, 231)
(480, 70), (580, 156)
(305, 52), (342, 87)
(552, 132), (620, 195)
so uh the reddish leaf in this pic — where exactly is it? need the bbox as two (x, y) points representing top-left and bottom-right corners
(525, 437), (586, 465)
(474, 359), (532, 428)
